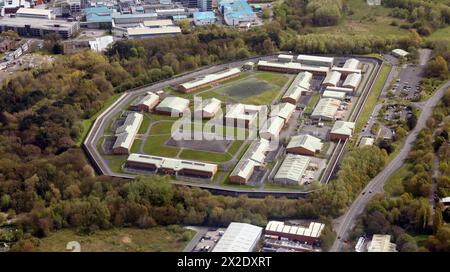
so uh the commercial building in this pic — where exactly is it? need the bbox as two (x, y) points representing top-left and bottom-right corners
(126, 26), (182, 38)
(155, 96), (190, 116)
(126, 153), (218, 178)
(281, 72), (312, 104)
(342, 73), (362, 90)
(130, 92), (160, 112)
(278, 54), (293, 62)
(392, 48), (409, 58)
(112, 12), (158, 25)
(265, 221), (325, 245)
(0, 16), (80, 39)
(218, 0), (256, 26)
(322, 90), (346, 100)
(225, 103), (264, 128)
(257, 60), (329, 75)
(88, 35), (114, 52)
(296, 54), (334, 68)
(112, 112), (143, 154)
(212, 222), (262, 252)
(367, 235), (397, 252)
(229, 139), (270, 184)
(178, 68), (241, 93)
(359, 136), (374, 147)
(310, 98), (341, 121)
(322, 71), (341, 87)
(193, 11), (216, 25)
(260, 116), (284, 140)
(286, 134), (323, 156)
(330, 121), (355, 141)
(194, 98), (221, 118)
(271, 103), (296, 124)
(16, 7), (53, 19)
(1, 0), (30, 16)
(83, 6), (113, 28)
(143, 19), (175, 28)
(273, 154), (310, 185)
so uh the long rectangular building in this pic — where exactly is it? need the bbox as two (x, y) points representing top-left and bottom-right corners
(126, 153), (218, 178)
(310, 98), (341, 121)
(112, 112), (143, 154)
(342, 73), (362, 90)
(265, 221), (325, 245)
(273, 154), (310, 185)
(260, 116), (285, 140)
(229, 139), (270, 184)
(281, 72), (312, 104)
(296, 55), (334, 68)
(212, 222), (262, 252)
(225, 103), (264, 128)
(130, 92), (160, 112)
(0, 17), (79, 39)
(178, 68), (241, 93)
(257, 60), (329, 75)
(127, 26), (182, 39)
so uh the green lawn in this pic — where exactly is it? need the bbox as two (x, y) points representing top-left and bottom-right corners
(304, 92), (320, 115)
(138, 114), (151, 134)
(384, 163), (410, 196)
(426, 26), (450, 46)
(179, 149), (232, 162)
(130, 139), (142, 153)
(149, 121), (176, 135)
(355, 64), (391, 133)
(76, 93), (122, 146)
(143, 135), (179, 157)
(35, 226), (195, 252)
(104, 155), (127, 173)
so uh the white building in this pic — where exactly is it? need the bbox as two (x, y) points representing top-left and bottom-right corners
(229, 139), (270, 184)
(342, 73), (362, 90)
(212, 222), (262, 252)
(126, 26), (181, 39)
(260, 116), (284, 140)
(225, 103), (264, 128)
(392, 48), (409, 58)
(296, 54), (334, 68)
(343, 58), (360, 70)
(278, 54), (294, 62)
(195, 98), (222, 118)
(156, 96), (190, 116)
(273, 154), (311, 185)
(271, 102), (296, 123)
(282, 72), (312, 104)
(16, 7), (53, 19)
(367, 235), (397, 252)
(257, 60), (329, 74)
(179, 68), (241, 92)
(325, 86), (354, 94)
(322, 90), (346, 100)
(322, 71), (342, 87)
(89, 35), (114, 52)
(112, 112), (143, 154)
(359, 137), (374, 147)
(310, 98), (341, 120)
(286, 134), (323, 156)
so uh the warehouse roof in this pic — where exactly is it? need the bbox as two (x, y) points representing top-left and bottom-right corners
(260, 116), (284, 139)
(343, 58), (360, 70)
(274, 154), (310, 183)
(265, 221), (325, 238)
(271, 102), (296, 121)
(325, 86), (354, 93)
(311, 98), (341, 120)
(343, 73), (362, 89)
(296, 54), (334, 64)
(180, 68), (241, 90)
(331, 121), (355, 136)
(16, 7), (52, 18)
(212, 222), (262, 252)
(127, 153), (218, 173)
(282, 72), (312, 102)
(392, 48), (409, 57)
(368, 235), (397, 252)
(257, 60), (329, 73)
(113, 112), (143, 150)
(127, 26), (181, 36)
(132, 92), (159, 108)
(230, 139), (270, 179)
(85, 6), (113, 23)
(143, 19), (174, 27)
(322, 90), (346, 100)
(323, 71), (341, 86)
(156, 96), (189, 113)
(287, 134), (323, 153)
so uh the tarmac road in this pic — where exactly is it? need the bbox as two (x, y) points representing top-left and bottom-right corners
(330, 80), (450, 252)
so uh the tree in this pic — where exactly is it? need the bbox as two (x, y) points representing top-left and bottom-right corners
(433, 203), (444, 233)
(126, 176), (174, 206)
(426, 56), (449, 79)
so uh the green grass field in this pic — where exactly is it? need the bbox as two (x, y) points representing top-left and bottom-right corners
(149, 121), (176, 135)
(304, 92), (320, 115)
(355, 64), (391, 133)
(130, 139), (142, 153)
(179, 149), (232, 162)
(143, 135), (179, 157)
(104, 155), (127, 173)
(138, 114), (151, 134)
(35, 226), (195, 252)
(426, 26), (450, 46)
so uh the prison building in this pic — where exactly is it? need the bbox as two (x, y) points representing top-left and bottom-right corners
(273, 154), (310, 185)
(212, 222), (263, 252)
(112, 112), (143, 154)
(178, 68), (241, 93)
(310, 98), (341, 121)
(344, 58), (360, 70)
(257, 60), (329, 75)
(229, 139), (270, 184)
(125, 153), (218, 179)
(342, 73), (362, 90)
(194, 98), (222, 119)
(331, 58), (362, 75)
(295, 54), (334, 68)
(130, 92), (160, 112)
(322, 90), (346, 100)
(281, 72), (312, 104)
(330, 121), (355, 141)
(260, 116), (285, 140)
(286, 134), (323, 156)
(155, 96), (190, 116)
(271, 103), (296, 124)
(225, 103), (264, 128)
(278, 54), (294, 62)
(322, 71), (341, 87)
(265, 221), (325, 245)
(325, 86), (355, 94)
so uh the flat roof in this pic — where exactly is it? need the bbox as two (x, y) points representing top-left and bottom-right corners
(193, 11), (215, 20)
(297, 54), (334, 63)
(212, 222), (262, 252)
(325, 86), (354, 93)
(180, 68), (241, 90)
(392, 48), (409, 57)
(17, 7), (51, 17)
(127, 153), (218, 173)
(274, 154), (310, 182)
(265, 221), (325, 239)
(0, 16), (78, 30)
(143, 19), (174, 27)
(127, 26), (181, 36)
(257, 60), (329, 73)
(359, 137), (374, 147)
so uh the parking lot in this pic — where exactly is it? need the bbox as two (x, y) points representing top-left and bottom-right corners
(192, 228), (226, 252)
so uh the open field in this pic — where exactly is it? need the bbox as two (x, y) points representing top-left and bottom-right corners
(35, 226), (195, 252)
(138, 114), (151, 134)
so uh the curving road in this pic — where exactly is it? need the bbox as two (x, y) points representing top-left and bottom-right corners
(330, 80), (450, 252)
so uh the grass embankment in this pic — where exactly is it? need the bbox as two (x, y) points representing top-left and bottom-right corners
(76, 93), (122, 146)
(35, 226), (195, 252)
(355, 64), (391, 133)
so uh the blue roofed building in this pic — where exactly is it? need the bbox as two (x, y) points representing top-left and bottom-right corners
(193, 11), (216, 25)
(83, 6), (114, 28)
(218, 0), (256, 26)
